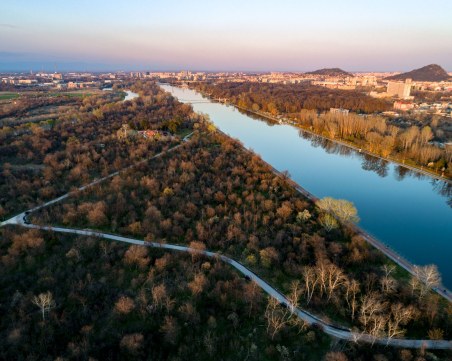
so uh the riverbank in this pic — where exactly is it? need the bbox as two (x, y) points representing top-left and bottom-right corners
(162, 83), (452, 290)
(235, 104), (451, 184)
(214, 128), (452, 303)
(182, 83), (450, 183)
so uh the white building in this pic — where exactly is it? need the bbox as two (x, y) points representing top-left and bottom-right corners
(387, 79), (412, 99)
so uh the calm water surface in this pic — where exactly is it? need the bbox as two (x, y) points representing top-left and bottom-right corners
(124, 90), (139, 101)
(162, 85), (452, 288)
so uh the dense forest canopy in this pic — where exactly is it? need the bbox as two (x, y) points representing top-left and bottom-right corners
(0, 82), (195, 219)
(193, 82), (391, 114)
(31, 128), (452, 346)
(1, 80), (451, 360)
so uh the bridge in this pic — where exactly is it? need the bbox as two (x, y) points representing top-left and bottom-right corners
(176, 98), (228, 104)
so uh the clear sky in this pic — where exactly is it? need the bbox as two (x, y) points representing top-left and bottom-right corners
(1, 0), (452, 72)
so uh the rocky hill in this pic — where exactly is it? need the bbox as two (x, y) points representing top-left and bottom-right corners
(386, 64), (450, 82)
(306, 68), (352, 77)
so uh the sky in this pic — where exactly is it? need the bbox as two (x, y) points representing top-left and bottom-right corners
(1, 0), (452, 72)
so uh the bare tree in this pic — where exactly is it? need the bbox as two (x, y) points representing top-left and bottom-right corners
(188, 241), (206, 262)
(380, 265), (397, 295)
(386, 303), (416, 339)
(188, 273), (208, 296)
(264, 297), (293, 339)
(243, 281), (262, 316)
(344, 279), (360, 320)
(325, 263), (346, 301)
(359, 292), (386, 330)
(32, 291), (55, 321)
(428, 328), (444, 340)
(115, 296), (135, 315)
(412, 264), (441, 298)
(287, 280), (302, 313)
(152, 284), (168, 309)
(302, 266), (318, 304)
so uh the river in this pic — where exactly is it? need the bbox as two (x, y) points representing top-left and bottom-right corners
(161, 84), (452, 289)
(124, 90), (139, 101)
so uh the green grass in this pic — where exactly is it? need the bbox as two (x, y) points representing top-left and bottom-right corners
(66, 92), (92, 98)
(176, 128), (193, 138)
(47, 92), (91, 98)
(0, 93), (19, 100)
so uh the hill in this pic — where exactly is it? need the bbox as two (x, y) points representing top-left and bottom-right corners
(306, 68), (352, 77)
(386, 64), (450, 82)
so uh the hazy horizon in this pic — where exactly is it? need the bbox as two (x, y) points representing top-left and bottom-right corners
(2, 0), (452, 72)
(1, 64), (451, 74)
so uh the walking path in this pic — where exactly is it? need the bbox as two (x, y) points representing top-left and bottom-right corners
(2, 216), (451, 349)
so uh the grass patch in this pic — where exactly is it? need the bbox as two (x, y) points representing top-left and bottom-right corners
(0, 93), (19, 100)
(175, 128), (193, 138)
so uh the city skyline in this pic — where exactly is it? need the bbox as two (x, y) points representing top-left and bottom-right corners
(1, 0), (452, 72)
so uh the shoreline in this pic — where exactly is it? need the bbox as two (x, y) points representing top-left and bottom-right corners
(213, 128), (452, 303)
(186, 84), (451, 184)
(236, 105), (452, 184)
(164, 83), (452, 299)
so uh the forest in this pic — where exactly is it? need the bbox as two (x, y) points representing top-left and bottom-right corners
(1, 80), (451, 360)
(31, 126), (452, 359)
(0, 81), (195, 220)
(4, 227), (442, 361)
(190, 82), (451, 178)
(192, 82), (391, 114)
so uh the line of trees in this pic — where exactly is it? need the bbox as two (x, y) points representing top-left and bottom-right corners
(294, 110), (447, 173)
(190, 82), (451, 177)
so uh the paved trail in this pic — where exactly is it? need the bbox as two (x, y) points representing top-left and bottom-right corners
(2, 217), (451, 349)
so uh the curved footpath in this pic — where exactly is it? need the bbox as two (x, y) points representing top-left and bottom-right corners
(1, 132), (451, 349)
(1, 215), (451, 349)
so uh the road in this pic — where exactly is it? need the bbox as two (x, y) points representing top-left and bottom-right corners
(1, 130), (451, 349)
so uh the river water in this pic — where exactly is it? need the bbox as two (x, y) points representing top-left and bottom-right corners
(161, 84), (452, 288)
(124, 90), (139, 101)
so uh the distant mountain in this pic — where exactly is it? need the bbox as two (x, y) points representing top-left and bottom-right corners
(385, 64), (450, 82)
(306, 68), (352, 77)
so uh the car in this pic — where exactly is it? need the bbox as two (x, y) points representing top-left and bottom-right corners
(244, 275), (251, 281)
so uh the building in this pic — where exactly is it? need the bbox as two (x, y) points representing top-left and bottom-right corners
(330, 108), (349, 116)
(387, 79), (412, 99)
(393, 101), (415, 111)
